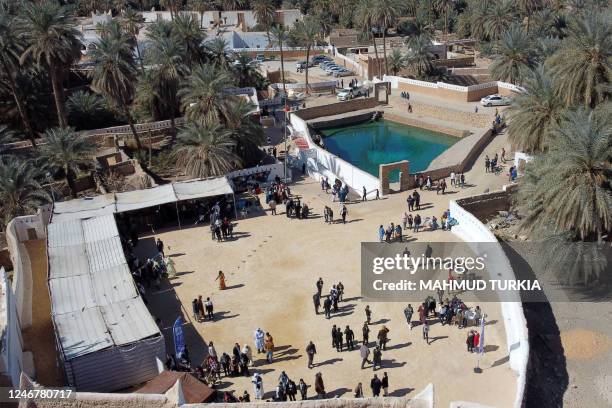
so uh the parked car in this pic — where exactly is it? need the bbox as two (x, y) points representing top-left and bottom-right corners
(336, 88), (355, 101)
(333, 69), (354, 77)
(296, 60), (314, 69)
(311, 55), (332, 65)
(255, 54), (266, 62)
(480, 94), (511, 107)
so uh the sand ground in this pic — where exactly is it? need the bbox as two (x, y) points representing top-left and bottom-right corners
(136, 128), (518, 407)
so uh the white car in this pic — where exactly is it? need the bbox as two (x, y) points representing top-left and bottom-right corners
(480, 94), (511, 107)
(337, 89), (354, 101)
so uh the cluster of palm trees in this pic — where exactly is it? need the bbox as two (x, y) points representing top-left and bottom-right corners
(495, 5), (611, 284)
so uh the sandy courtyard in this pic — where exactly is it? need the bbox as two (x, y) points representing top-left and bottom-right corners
(135, 128), (518, 407)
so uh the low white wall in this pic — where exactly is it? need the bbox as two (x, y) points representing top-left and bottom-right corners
(383, 75), (525, 95)
(0, 267), (23, 386)
(449, 198), (529, 408)
(290, 114), (380, 198)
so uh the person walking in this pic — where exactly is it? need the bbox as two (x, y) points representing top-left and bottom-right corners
(316, 278), (324, 297)
(313, 292), (321, 315)
(423, 322), (430, 345)
(414, 214), (422, 232)
(413, 191), (420, 210)
(306, 341), (317, 368)
(252, 373), (264, 399)
(156, 238), (165, 257)
(370, 374), (382, 397)
(378, 225), (385, 242)
(360, 343), (371, 369)
(381, 372), (389, 396)
(204, 297), (214, 320)
(299, 379), (308, 400)
(362, 186), (367, 201)
(485, 155), (490, 173)
(404, 304), (414, 329)
(365, 305), (372, 325)
(216, 271), (226, 290)
(341, 205), (348, 224)
(314, 373), (325, 399)
(377, 325), (390, 350)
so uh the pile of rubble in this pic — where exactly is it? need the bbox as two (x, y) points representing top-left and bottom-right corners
(487, 210), (528, 241)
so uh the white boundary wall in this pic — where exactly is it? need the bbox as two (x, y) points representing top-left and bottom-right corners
(383, 75), (526, 94)
(290, 114), (380, 198)
(0, 267), (23, 386)
(449, 198), (529, 408)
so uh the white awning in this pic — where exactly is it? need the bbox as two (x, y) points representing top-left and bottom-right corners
(173, 177), (234, 201)
(115, 184), (177, 213)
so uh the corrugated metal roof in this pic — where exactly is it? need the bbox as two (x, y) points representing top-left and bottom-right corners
(49, 275), (96, 314)
(90, 265), (137, 306)
(82, 215), (119, 242)
(47, 220), (84, 248)
(115, 184), (177, 213)
(51, 206), (116, 223)
(48, 244), (89, 279)
(101, 298), (160, 346)
(173, 177), (234, 201)
(53, 194), (116, 215)
(54, 308), (113, 359)
(85, 237), (125, 273)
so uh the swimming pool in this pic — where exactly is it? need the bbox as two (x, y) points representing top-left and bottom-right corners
(319, 120), (457, 181)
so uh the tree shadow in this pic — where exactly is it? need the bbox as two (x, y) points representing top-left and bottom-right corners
(388, 387), (414, 397)
(385, 342), (411, 351)
(316, 357), (343, 367)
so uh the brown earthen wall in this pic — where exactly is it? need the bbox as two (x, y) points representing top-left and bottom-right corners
(294, 98), (379, 121)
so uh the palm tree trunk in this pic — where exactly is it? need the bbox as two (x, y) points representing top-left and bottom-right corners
(66, 167), (77, 198)
(50, 66), (68, 128)
(382, 29), (388, 76)
(200, 11), (204, 28)
(2, 62), (36, 148)
(372, 35), (382, 79)
(134, 35), (145, 74)
(122, 101), (143, 150)
(305, 45), (311, 94)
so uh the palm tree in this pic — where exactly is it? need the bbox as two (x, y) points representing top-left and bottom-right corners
(271, 25), (288, 95)
(41, 127), (95, 197)
(0, 10), (36, 148)
(88, 26), (142, 150)
(0, 156), (50, 226)
(514, 108), (611, 248)
(160, 0), (182, 20)
(506, 65), (564, 153)
(145, 34), (187, 131)
(17, 0), (82, 128)
(224, 98), (266, 164)
(405, 35), (434, 79)
(489, 25), (536, 84)
(484, 0), (516, 41)
(372, 0), (405, 76)
(387, 48), (406, 75)
(231, 52), (264, 87)
(292, 17), (321, 93)
(173, 121), (240, 178)
(253, 0), (276, 44)
(205, 37), (232, 69)
(517, 0), (540, 33)
(548, 10), (611, 108)
(66, 90), (106, 129)
(222, 0), (246, 11)
(171, 13), (206, 67)
(179, 64), (236, 124)
(435, 0), (455, 35)
(467, 0), (490, 41)
(121, 8), (146, 73)
(356, 0), (382, 78)
(0, 125), (15, 154)
(187, 0), (215, 28)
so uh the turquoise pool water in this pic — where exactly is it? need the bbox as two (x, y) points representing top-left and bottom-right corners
(319, 120), (457, 181)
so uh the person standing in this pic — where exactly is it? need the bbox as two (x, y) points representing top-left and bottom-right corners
(354, 382), (364, 398)
(460, 173), (466, 188)
(156, 238), (165, 257)
(370, 374), (382, 396)
(372, 346), (382, 370)
(336, 327), (344, 352)
(313, 292), (321, 315)
(450, 171), (456, 186)
(473, 330), (480, 352)
(252, 373), (263, 399)
(360, 343), (371, 369)
(203, 297), (214, 320)
(440, 179), (447, 195)
(323, 296), (332, 319)
(299, 378), (308, 400)
(341, 205), (348, 224)
(378, 225), (385, 242)
(381, 372), (389, 396)
(365, 305), (372, 325)
(467, 330), (474, 352)
(362, 322), (370, 345)
(345, 325), (355, 350)
(314, 373), (325, 399)
(316, 278), (324, 297)
(192, 299), (200, 322)
(306, 341), (317, 368)
(413, 191), (420, 210)
(331, 324), (338, 349)
(414, 214), (422, 232)
(423, 322), (430, 345)
(264, 332), (274, 362)
(216, 271), (226, 290)
(362, 186), (367, 201)
(269, 199), (277, 215)
(404, 304), (413, 329)
(254, 328), (265, 354)
(208, 341), (217, 359)
(377, 325), (390, 350)
(485, 155), (490, 173)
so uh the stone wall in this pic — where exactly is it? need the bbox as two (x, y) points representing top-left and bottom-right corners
(456, 190), (512, 221)
(294, 98), (379, 121)
(384, 113), (465, 137)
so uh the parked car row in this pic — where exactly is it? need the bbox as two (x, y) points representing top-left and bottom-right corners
(319, 60), (354, 77)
